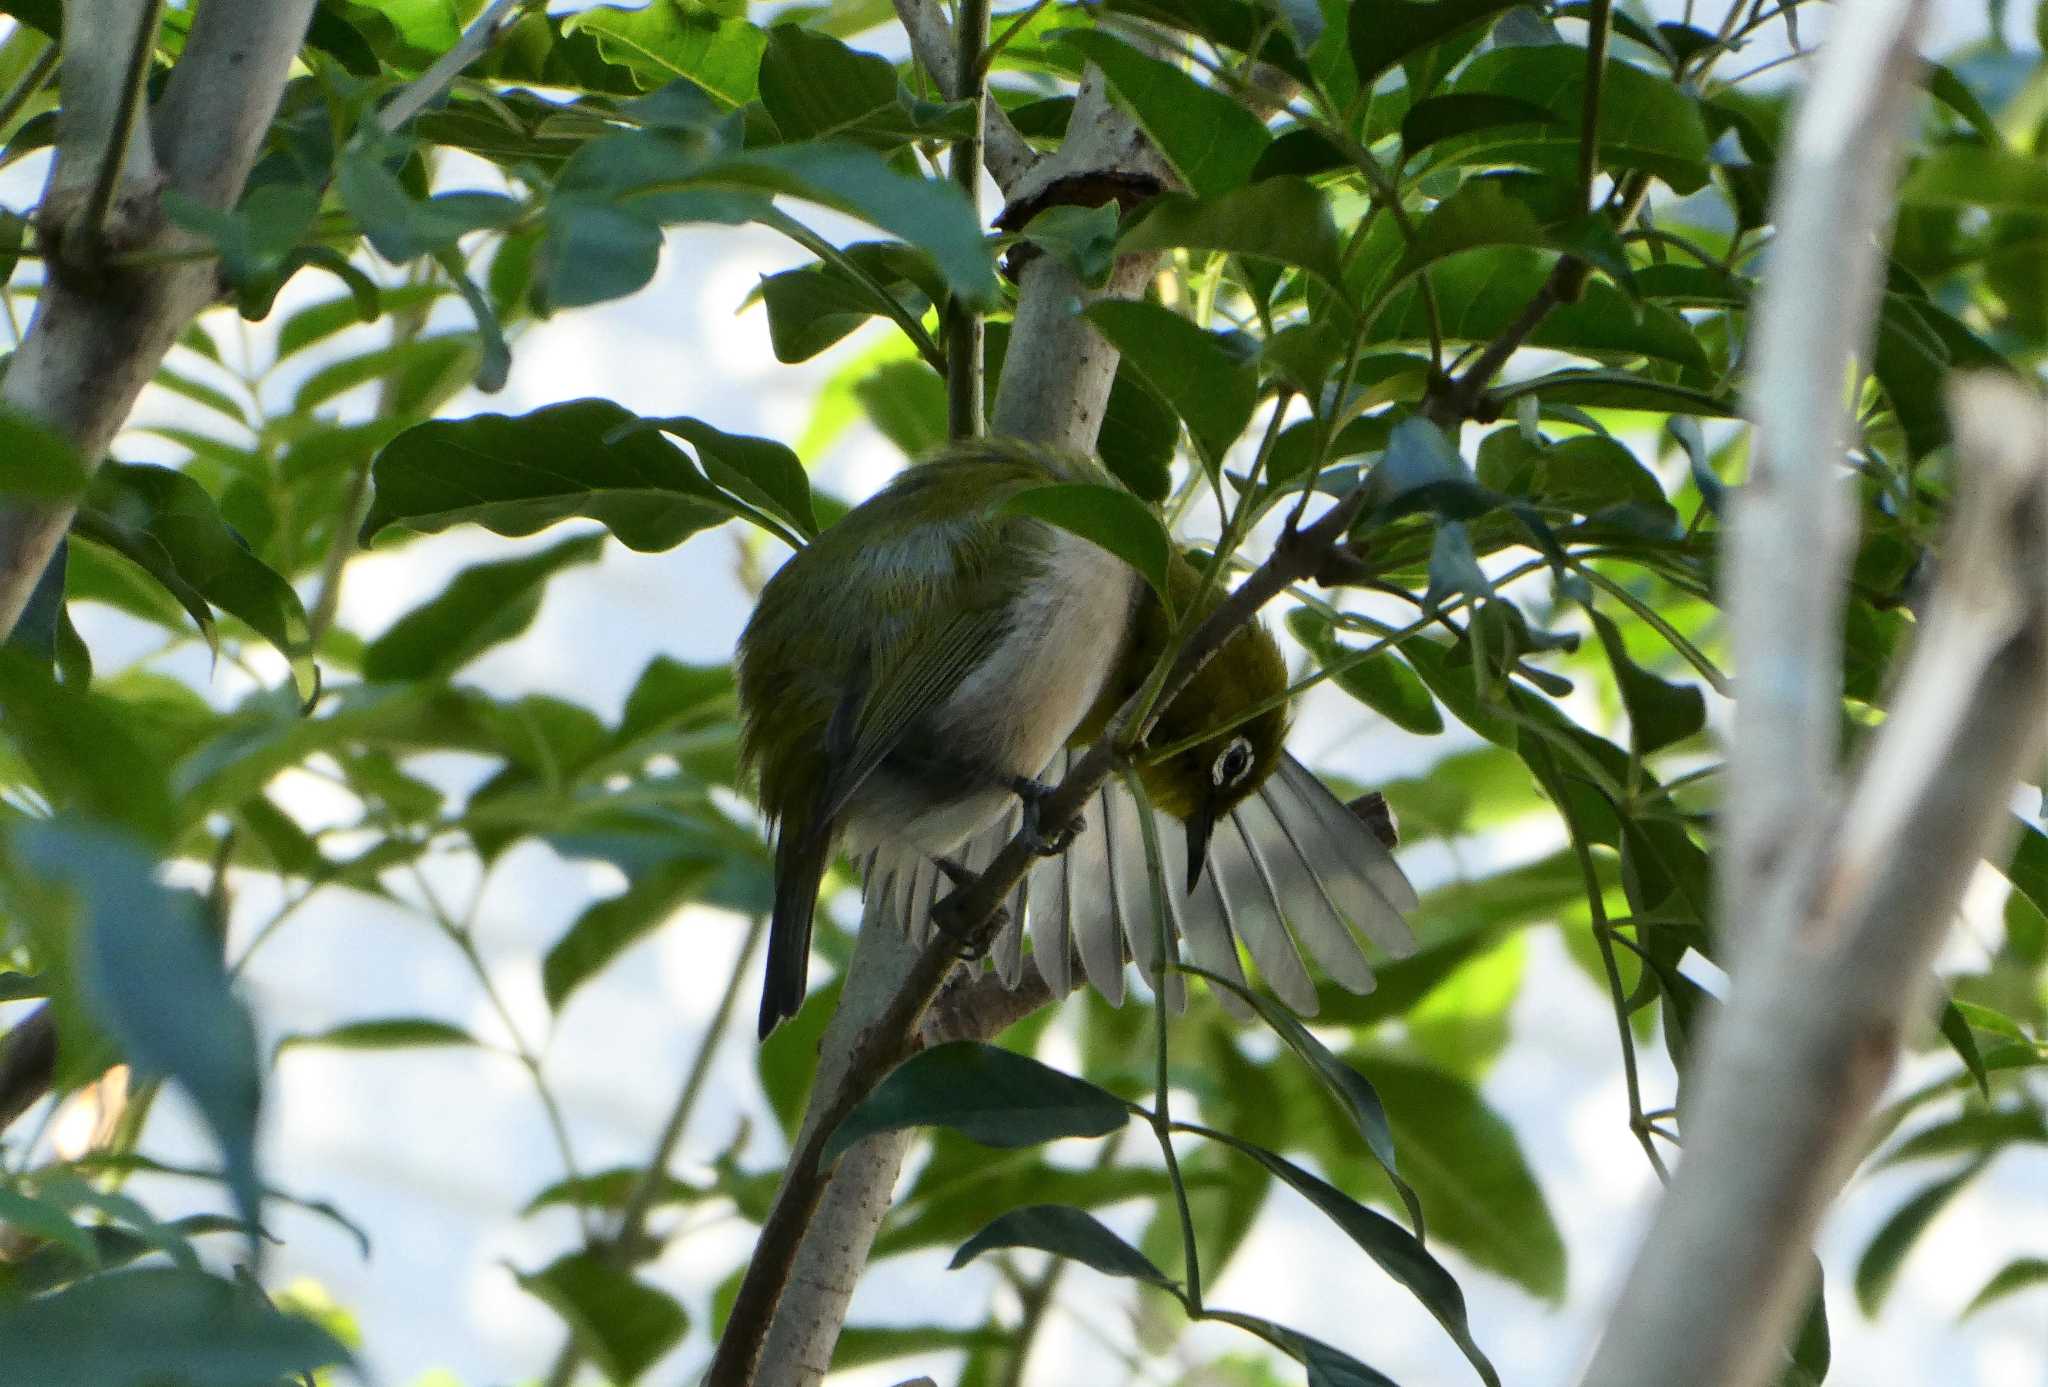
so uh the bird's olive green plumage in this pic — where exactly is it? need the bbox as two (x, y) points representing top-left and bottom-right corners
(736, 437), (1294, 1037)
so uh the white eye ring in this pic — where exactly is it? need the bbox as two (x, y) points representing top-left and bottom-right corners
(1212, 735), (1254, 788)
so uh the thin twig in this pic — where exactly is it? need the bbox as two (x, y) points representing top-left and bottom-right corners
(943, 0), (989, 440)
(0, 42), (57, 138)
(75, 0), (165, 268)
(374, 0), (534, 135)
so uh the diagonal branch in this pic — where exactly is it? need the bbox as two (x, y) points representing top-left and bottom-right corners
(1572, 8), (2048, 1387)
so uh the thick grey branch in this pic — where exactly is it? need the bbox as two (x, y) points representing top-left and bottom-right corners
(1571, 9), (2048, 1387)
(1717, 0), (1930, 968)
(1580, 374), (2048, 1387)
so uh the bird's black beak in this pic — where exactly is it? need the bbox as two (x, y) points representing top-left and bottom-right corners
(1184, 800), (1217, 894)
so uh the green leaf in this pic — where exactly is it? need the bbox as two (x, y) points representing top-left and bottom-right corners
(1402, 93), (1562, 159)
(0, 405), (90, 500)
(1364, 1055), (1564, 1300)
(823, 1041), (1131, 1162)
(1939, 1000), (1991, 1100)
(1431, 47), (1712, 195)
(758, 25), (900, 141)
(1586, 608), (1704, 754)
(0, 1267), (351, 1387)
(0, 656), (174, 841)
(362, 399), (744, 552)
(275, 283), (441, 362)
(543, 857), (715, 1012)
(522, 1166), (704, 1216)
(950, 1204), (1179, 1288)
(1019, 202), (1122, 287)
(628, 415), (819, 540)
(690, 144), (997, 304)
(515, 1251), (688, 1384)
(997, 483), (1173, 604)
(850, 357), (946, 457)
(364, 533), (604, 682)
(757, 242), (939, 362)
(1364, 180), (1572, 312)
(1195, 1125), (1501, 1386)
(877, 1153), (1198, 1258)
(1287, 608), (1442, 734)
(1350, 0), (1520, 89)
(543, 198), (665, 309)
(292, 333), (481, 416)
(274, 1017), (481, 1058)
(1203, 1310), (1404, 1387)
(1083, 300), (1257, 467)
(1189, 965), (1426, 1235)
(833, 1323), (1011, 1369)
(14, 821), (264, 1239)
(1119, 178), (1347, 290)
(0, 1184), (99, 1265)
(1964, 1257), (2048, 1317)
(1057, 30), (1270, 198)
(564, 2), (768, 107)
(1855, 1161), (1984, 1315)
(755, 24), (968, 146)
(1876, 1109), (2047, 1167)
(336, 150), (521, 265)
(1369, 250), (1707, 372)
(1900, 146), (2048, 212)
(84, 461), (314, 691)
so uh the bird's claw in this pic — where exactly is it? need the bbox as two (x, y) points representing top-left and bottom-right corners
(1008, 776), (1085, 858)
(932, 857), (1007, 960)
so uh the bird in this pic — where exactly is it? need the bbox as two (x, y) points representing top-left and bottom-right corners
(736, 437), (1417, 1038)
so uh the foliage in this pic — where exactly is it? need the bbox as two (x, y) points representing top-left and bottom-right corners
(0, 0), (2043, 1384)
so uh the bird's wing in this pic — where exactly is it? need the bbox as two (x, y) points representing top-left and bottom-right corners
(925, 750), (1419, 1017)
(814, 604), (1013, 826)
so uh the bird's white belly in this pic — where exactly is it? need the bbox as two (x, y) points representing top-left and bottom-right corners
(843, 528), (1140, 859)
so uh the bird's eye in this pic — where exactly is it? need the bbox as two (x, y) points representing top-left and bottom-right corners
(1212, 736), (1255, 788)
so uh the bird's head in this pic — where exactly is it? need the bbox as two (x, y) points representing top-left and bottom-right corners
(1136, 617), (1290, 891)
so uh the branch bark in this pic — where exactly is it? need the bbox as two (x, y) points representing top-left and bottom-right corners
(1572, 7), (2048, 1387)
(0, 0), (318, 641)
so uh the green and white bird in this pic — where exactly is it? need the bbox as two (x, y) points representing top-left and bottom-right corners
(737, 438), (1416, 1037)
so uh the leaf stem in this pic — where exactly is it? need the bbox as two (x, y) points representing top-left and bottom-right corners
(0, 41), (57, 139)
(763, 208), (947, 374)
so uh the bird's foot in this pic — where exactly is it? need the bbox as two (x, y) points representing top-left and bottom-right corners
(932, 856), (1006, 959)
(1006, 775), (1085, 857)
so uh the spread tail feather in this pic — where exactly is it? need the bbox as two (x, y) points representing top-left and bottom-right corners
(759, 816), (834, 1038)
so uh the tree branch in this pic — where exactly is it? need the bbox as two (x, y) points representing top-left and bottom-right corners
(1719, 0), (1930, 968)
(892, 0), (1037, 195)
(1581, 370), (2048, 1387)
(1574, 9), (2048, 1387)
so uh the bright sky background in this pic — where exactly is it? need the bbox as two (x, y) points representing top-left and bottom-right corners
(2, 2), (2045, 1385)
